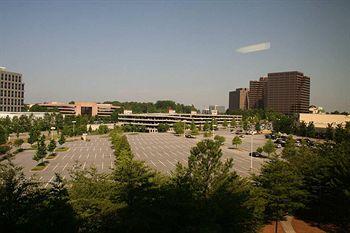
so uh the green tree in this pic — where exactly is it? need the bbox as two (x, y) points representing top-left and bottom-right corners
(33, 135), (47, 164)
(232, 136), (242, 148)
(157, 123), (169, 133)
(325, 123), (334, 140)
(281, 136), (297, 159)
(173, 122), (185, 135)
(203, 121), (210, 131)
(256, 147), (263, 153)
(13, 138), (24, 150)
(28, 127), (40, 145)
(263, 139), (276, 157)
(98, 125), (109, 134)
(58, 133), (66, 146)
(170, 139), (260, 232)
(306, 122), (316, 138)
(214, 135), (225, 145)
(222, 119), (228, 128)
(0, 125), (8, 145)
(253, 159), (306, 233)
(298, 121), (307, 137)
(230, 118), (237, 128)
(47, 139), (57, 155)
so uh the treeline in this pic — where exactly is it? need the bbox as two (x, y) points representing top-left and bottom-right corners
(105, 100), (197, 114)
(1, 128), (349, 232)
(0, 113), (116, 140)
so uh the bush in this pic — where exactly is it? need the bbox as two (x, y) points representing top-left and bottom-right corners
(0, 145), (11, 155)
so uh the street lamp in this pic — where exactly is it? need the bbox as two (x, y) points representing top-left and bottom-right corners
(250, 133), (253, 171)
(50, 127), (56, 139)
(72, 121), (76, 135)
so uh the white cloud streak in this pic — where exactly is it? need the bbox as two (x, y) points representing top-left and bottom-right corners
(236, 42), (270, 54)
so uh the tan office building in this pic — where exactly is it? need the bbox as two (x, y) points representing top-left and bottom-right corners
(229, 88), (249, 111)
(249, 77), (267, 109)
(267, 71), (310, 114)
(0, 67), (25, 112)
(35, 102), (119, 117)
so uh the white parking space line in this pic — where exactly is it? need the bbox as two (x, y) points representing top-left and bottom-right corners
(86, 153), (90, 159)
(82, 162), (86, 170)
(101, 162), (104, 170)
(52, 163), (59, 171)
(95, 154), (97, 159)
(44, 176), (55, 188)
(150, 160), (157, 167)
(158, 160), (167, 167)
(62, 163), (68, 171)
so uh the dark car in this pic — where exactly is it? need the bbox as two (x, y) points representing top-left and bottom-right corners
(249, 152), (264, 157)
(185, 134), (196, 139)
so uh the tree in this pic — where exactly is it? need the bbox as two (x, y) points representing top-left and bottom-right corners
(306, 122), (316, 138)
(58, 133), (65, 146)
(203, 121), (210, 131)
(263, 139), (276, 157)
(232, 136), (242, 148)
(33, 135), (47, 164)
(298, 121), (307, 137)
(222, 119), (228, 128)
(255, 122), (261, 132)
(256, 147), (263, 153)
(28, 127), (40, 145)
(47, 139), (57, 155)
(157, 123), (169, 133)
(98, 125), (109, 134)
(173, 122), (185, 135)
(13, 138), (24, 150)
(253, 159), (306, 233)
(281, 136), (297, 159)
(111, 110), (119, 123)
(169, 139), (260, 233)
(0, 125), (8, 145)
(325, 123), (334, 140)
(214, 135), (225, 145)
(230, 118), (237, 128)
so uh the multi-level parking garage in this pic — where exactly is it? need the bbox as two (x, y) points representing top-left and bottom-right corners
(119, 112), (242, 132)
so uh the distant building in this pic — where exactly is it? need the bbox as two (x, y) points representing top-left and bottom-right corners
(247, 71), (311, 114)
(0, 67), (25, 112)
(34, 102), (119, 117)
(267, 71), (310, 114)
(209, 105), (226, 114)
(119, 112), (242, 132)
(309, 105), (325, 114)
(299, 113), (350, 130)
(229, 88), (249, 111)
(249, 77), (267, 109)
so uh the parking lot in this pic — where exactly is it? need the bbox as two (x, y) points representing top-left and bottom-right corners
(127, 130), (268, 177)
(12, 135), (114, 187)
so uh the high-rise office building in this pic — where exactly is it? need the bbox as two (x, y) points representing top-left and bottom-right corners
(249, 77), (267, 109)
(229, 88), (249, 111)
(266, 71), (310, 114)
(0, 67), (25, 112)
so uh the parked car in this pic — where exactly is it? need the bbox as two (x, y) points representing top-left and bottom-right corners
(275, 143), (282, 148)
(249, 151), (264, 157)
(185, 134), (196, 139)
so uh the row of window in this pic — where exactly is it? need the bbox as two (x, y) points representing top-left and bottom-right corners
(0, 90), (24, 98)
(0, 98), (24, 105)
(0, 73), (22, 82)
(0, 82), (24, 90)
(0, 106), (22, 112)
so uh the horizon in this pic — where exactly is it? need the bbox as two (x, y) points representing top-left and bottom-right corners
(1, 1), (349, 111)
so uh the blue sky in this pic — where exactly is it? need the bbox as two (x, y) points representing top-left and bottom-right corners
(1, 0), (349, 111)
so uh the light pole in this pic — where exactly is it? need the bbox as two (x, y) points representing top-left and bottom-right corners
(250, 134), (253, 171)
(50, 127), (56, 139)
(72, 121), (76, 135)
